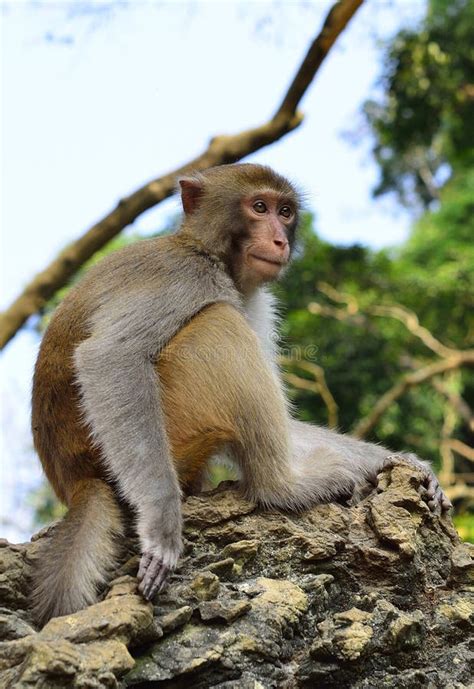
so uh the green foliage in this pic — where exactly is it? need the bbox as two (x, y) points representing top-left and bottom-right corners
(278, 216), (460, 464)
(395, 168), (474, 346)
(364, 0), (474, 207)
(453, 513), (474, 543)
(29, 483), (66, 526)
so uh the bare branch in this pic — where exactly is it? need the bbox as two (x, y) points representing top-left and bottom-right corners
(308, 284), (474, 441)
(444, 439), (474, 463)
(313, 283), (459, 358)
(431, 377), (474, 432)
(316, 282), (359, 314)
(367, 304), (458, 358)
(0, 0), (364, 350)
(444, 482), (474, 503)
(274, 0), (363, 121)
(438, 387), (457, 487)
(281, 356), (339, 428)
(352, 352), (474, 439)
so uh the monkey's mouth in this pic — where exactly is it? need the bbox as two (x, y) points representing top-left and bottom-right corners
(249, 254), (287, 267)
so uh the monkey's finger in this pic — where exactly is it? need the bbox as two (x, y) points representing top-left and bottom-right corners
(138, 555), (168, 600)
(140, 567), (168, 601)
(427, 497), (441, 515)
(441, 495), (453, 511)
(421, 472), (438, 497)
(144, 566), (170, 601)
(429, 485), (451, 514)
(418, 484), (433, 501)
(434, 486), (449, 510)
(139, 557), (163, 598)
(137, 553), (153, 582)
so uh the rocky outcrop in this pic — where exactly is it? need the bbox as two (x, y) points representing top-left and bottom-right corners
(0, 463), (473, 688)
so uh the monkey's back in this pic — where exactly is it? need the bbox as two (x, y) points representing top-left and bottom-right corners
(31, 285), (104, 504)
(31, 236), (178, 504)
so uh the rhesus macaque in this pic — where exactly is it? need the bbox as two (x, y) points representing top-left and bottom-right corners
(31, 164), (450, 625)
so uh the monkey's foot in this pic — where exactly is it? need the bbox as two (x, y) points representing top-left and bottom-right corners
(384, 454), (452, 514)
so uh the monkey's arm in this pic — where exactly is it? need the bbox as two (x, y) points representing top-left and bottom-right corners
(74, 293), (186, 601)
(288, 419), (451, 512)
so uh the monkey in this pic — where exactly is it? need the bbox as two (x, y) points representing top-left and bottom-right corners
(31, 163), (451, 625)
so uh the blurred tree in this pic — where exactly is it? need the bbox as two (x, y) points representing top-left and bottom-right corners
(278, 207), (473, 473)
(363, 0), (473, 208)
(277, 0), (474, 529)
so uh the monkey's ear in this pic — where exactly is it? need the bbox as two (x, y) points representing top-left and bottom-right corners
(179, 177), (204, 215)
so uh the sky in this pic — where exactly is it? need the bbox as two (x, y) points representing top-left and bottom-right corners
(0, 0), (426, 542)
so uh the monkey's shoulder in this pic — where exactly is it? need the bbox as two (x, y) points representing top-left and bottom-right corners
(44, 234), (241, 355)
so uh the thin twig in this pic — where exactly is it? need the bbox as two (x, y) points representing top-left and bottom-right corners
(438, 387), (457, 487)
(281, 356), (339, 428)
(444, 439), (474, 463)
(431, 377), (474, 431)
(314, 283), (458, 358)
(444, 483), (474, 503)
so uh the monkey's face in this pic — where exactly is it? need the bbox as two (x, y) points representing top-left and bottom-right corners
(178, 164), (300, 293)
(237, 190), (295, 288)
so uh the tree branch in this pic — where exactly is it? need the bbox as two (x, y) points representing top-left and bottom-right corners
(438, 384), (457, 487)
(0, 0), (364, 350)
(431, 377), (474, 432)
(281, 357), (339, 428)
(444, 438), (474, 463)
(352, 352), (474, 439)
(274, 0), (363, 122)
(444, 482), (474, 504)
(307, 284), (474, 440)
(314, 282), (459, 358)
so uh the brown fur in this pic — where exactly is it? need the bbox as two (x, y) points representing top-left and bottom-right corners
(33, 301), (284, 502)
(159, 302), (289, 496)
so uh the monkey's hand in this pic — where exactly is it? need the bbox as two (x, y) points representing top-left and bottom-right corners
(137, 496), (183, 601)
(383, 453), (452, 514)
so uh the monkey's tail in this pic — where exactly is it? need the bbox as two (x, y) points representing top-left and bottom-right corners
(31, 478), (124, 627)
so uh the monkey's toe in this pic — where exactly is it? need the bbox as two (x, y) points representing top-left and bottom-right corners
(421, 483), (451, 513)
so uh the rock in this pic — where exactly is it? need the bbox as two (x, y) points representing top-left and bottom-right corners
(198, 599), (251, 623)
(189, 571), (221, 600)
(0, 609), (35, 641)
(156, 606), (193, 633)
(204, 557), (235, 578)
(0, 462), (472, 688)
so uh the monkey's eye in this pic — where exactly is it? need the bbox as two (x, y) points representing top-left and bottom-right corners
(279, 205), (292, 218)
(253, 201), (267, 214)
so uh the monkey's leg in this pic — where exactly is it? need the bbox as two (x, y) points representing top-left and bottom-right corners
(288, 419), (451, 512)
(159, 302), (366, 512)
(31, 479), (124, 626)
(158, 304), (451, 514)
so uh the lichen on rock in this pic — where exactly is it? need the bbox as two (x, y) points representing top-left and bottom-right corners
(0, 463), (472, 688)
